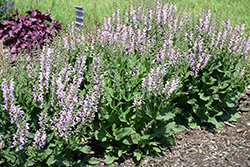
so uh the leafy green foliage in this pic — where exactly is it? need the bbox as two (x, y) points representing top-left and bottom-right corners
(87, 49), (186, 163)
(171, 54), (245, 129)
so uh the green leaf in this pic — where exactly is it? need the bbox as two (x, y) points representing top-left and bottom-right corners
(213, 94), (220, 101)
(0, 160), (4, 164)
(198, 92), (210, 101)
(165, 136), (176, 146)
(238, 106), (249, 112)
(94, 130), (107, 142)
(38, 148), (53, 160)
(165, 122), (176, 133)
(78, 146), (92, 154)
(149, 142), (157, 147)
(208, 85), (218, 91)
(105, 86), (115, 97)
(172, 125), (186, 133)
(133, 149), (142, 161)
(226, 101), (235, 108)
(46, 133), (54, 143)
(214, 111), (223, 117)
(141, 134), (151, 140)
(214, 60), (223, 69)
(24, 159), (36, 167)
(105, 156), (117, 165)
(106, 95), (115, 109)
(88, 157), (100, 165)
(55, 156), (73, 167)
(154, 122), (175, 138)
(155, 112), (175, 121)
(119, 106), (132, 124)
(48, 143), (56, 148)
(3, 152), (16, 163)
(122, 133), (140, 145)
(187, 98), (197, 105)
(114, 127), (133, 141)
(123, 93), (133, 102)
(118, 114), (127, 123)
(207, 117), (220, 127)
(130, 114), (136, 119)
(188, 121), (198, 129)
(109, 111), (120, 125)
(118, 150), (123, 157)
(153, 147), (161, 153)
(207, 77), (217, 85)
(62, 159), (72, 167)
(28, 132), (35, 139)
(172, 107), (182, 114)
(228, 112), (241, 122)
(46, 155), (57, 166)
(219, 82), (229, 90)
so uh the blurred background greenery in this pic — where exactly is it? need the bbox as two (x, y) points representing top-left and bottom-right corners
(1, 0), (249, 35)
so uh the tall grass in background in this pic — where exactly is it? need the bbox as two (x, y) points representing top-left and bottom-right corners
(9, 0), (250, 35)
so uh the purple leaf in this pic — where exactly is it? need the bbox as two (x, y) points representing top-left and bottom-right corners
(45, 27), (53, 35)
(9, 13), (16, 17)
(20, 15), (28, 21)
(44, 12), (52, 22)
(11, 45), (17, 52)
(20, 30), (26, 36)
(52, 20), (62, 30)
(26, 9), (37, 18)
(36, 13), (46, 21)
(29, 18), (38, 22)
(1, 20), (11, 26)
(9, 30), (15, 38)
(2, 34), (9, 41)
(24, 20), (32, 27)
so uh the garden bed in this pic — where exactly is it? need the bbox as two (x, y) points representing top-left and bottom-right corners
(1, 0), (250, 165)
(1, 32), (250, 167)
(87, 109), (250, 167)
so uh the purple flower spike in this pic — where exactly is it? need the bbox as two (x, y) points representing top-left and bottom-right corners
(0, 0), (14, 12)
(10, 1), (15, 10)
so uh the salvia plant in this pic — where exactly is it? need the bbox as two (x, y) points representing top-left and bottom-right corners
(0, 0), (15, 22)
(0, 0), (250, 166)
(0, 8), (62, 64)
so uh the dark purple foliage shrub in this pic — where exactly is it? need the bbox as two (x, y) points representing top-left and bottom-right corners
(0, 9), (62, 63)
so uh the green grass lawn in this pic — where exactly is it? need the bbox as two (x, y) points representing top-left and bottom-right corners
(11, 0), (250, 35)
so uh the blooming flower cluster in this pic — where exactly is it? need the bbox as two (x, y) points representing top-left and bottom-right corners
(1, 78), (29, 151)
(0, 135), (5, 149)
(144, 65), (179, 97)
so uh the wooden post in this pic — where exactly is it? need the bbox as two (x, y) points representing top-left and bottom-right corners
(0, 40), (6, 76)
